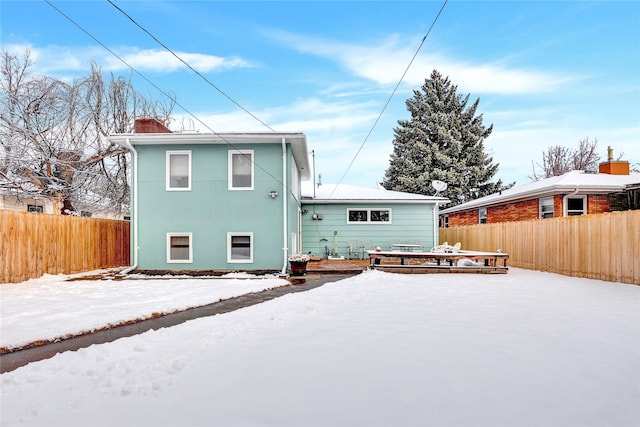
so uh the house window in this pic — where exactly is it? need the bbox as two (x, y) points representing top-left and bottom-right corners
(348, 210), (368, 222)
(80, 211), (92, 218)
(566, 196), (586, 216)
(540, 197), (554, 219)
(479, 208), (487, 224)
(229, 150), (254, 190)
(27, 205), (43, 213)
(167, 233), (192, 263)
(443, 215), (449, 228)
(370, 210), (390, 222)
(166, 151), (191, 191)
(347, 208), (391, 224)
(228, 232), (253, 263)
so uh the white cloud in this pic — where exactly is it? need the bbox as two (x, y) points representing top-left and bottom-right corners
(267, 31), (574, 95)
(172, 97), (380, 134)
(3, 43), (252, 76)
(106, 48), (252, 73)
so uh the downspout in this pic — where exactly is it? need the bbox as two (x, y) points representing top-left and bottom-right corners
(432, 203), (439, 249)
(280, 137), (289, 275)
(121, 137), (138, 274)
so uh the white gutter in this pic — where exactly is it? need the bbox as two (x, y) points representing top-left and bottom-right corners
(121, 137), (138, 274)
(280, 137), (289, 275)
(432, 204), (439, 250)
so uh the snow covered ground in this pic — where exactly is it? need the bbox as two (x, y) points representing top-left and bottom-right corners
(0, 271), (290, 350)
(1, 268), (639, 427)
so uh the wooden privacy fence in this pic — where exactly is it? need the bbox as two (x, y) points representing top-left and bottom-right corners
(440, 210), (640, 285)
(1, 210), (130, 284)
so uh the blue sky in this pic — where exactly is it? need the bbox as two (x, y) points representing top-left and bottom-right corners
(2, 1), (639, 189)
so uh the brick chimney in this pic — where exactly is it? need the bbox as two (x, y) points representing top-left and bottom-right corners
(599, 146), (629, 175)
(134, 117), (172, 134)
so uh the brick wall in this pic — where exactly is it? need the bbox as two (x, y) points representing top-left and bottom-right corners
(448, 210), (478, 227)
(444, 194), (617, 226)
(588, 194), (610, 214)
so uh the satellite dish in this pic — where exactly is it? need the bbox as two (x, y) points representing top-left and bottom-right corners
(431, 180), (448, 196)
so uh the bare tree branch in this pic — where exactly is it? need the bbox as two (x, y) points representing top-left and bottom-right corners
(0, 49), (173, 214)
(530, 137), (601, 181)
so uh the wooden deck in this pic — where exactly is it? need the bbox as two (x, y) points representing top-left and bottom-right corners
(367, 250), (509, 274)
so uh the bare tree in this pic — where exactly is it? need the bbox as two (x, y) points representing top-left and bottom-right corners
(0, 50), (174, 214)
(530, 137), (601, 181)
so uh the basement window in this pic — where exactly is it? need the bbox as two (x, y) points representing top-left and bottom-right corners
(228, 232), (253, 263)
(27, 205), (43, 213)
(167, 233), (192, 263)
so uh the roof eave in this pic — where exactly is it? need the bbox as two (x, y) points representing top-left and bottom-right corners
(108, 132), (311, 180)
(303, 198), (449, 205)
(440, 184), (629, 214)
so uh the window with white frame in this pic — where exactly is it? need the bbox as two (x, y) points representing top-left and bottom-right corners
(566, 196), (586, 216)
(228, 150), (254, 190)
(479, 207), (487, 224)
(347, 208), (391, 224)
(27, 204), (43, 213)
(227, 232), (253, 263)
(166, 151), (191, 191)
(167, 233), (192, 263)
(540, 197), (554, 218)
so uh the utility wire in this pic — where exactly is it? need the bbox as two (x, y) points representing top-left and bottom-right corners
(328, 0), (448, 198)
(43, 0), (287, 191)
(105, 0), (276, 133)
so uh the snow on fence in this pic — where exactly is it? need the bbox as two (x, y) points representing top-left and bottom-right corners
(1, 210), (130, 284)
(440, 210), (640, 285)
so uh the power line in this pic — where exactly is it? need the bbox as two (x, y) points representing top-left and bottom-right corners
(105, 0), (276, 133)
(43, 0), (289, 192)
(328, 0), (449, 198)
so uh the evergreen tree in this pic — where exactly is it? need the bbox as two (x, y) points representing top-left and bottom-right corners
(382, 70), (510, 206)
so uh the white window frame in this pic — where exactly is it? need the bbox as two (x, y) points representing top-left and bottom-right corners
(166, 150), (192, 191)
(227, 232), (253, 263)
(228, 150), (254, 190)
(478, 207), (487, 224)
(346, 208), (392, 224)
(27, 204), (44, 213)
(540, 197), (554, 219)
(166, 232), (193, 263)
(564, 195), (587, 216)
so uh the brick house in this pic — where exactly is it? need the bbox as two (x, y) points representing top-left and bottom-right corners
(440, 157), (639, 227)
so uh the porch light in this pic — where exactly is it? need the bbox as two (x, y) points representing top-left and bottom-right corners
(269, 190), (278, 199)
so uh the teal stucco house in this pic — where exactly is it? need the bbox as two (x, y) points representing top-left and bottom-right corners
(109, 119), (310, 274)
(110, 118), (447, 273)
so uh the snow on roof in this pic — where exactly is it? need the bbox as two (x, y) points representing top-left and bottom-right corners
(441, 170), (640, 214)
(302, 183), (449, 204)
